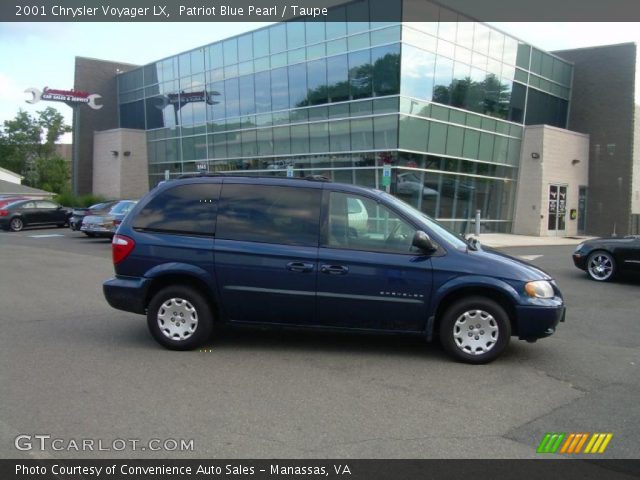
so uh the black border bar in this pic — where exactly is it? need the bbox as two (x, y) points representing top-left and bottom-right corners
(3, 459), (640, 480)
(3, 0), (640, 22)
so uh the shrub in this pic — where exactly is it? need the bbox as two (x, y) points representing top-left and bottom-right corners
(54, 191), (108, 208)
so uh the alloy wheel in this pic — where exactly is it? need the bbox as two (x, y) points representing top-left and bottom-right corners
(588, 252), (614, 281)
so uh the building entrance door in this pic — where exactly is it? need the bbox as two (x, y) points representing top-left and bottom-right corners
(548, 184), (567, 236)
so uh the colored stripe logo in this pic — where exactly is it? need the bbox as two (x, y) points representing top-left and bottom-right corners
(537, 433), (613, 454)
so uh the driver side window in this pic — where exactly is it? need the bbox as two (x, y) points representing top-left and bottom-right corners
(327, 192), (416, 254)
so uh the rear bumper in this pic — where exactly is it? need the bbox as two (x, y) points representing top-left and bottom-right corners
(515, 303), (565, 340)
(103, 276), (149, 314)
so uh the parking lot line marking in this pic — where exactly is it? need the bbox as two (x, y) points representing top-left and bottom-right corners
(28, 234), (65, 238)
(519, 254), (543, 261)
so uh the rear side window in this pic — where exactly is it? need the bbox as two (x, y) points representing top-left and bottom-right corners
(133, 183), (220, 236)
(110, 201), (137, 215)
(216, 184), (321, 246)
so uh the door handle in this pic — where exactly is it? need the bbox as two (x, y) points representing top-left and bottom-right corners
(320, 264), (349, 275)
(286, 262), (314, 273)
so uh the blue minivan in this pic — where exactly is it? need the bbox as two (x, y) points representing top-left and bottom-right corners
(103, 175), (565, 364)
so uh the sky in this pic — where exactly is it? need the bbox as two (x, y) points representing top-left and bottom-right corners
(0, 21), (639, 144)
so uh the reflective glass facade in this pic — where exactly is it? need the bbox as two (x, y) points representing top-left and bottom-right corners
(117, 1), (573, 233)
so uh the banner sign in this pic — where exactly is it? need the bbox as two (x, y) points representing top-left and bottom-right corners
(25, 86), (103, 109)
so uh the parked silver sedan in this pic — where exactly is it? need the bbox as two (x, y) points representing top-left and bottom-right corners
(81, 200), (137, 238)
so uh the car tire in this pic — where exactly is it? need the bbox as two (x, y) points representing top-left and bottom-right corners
(586, 250), (616, 282)
(147, 286), (213, 351)
(9, 217), (24, 232)
(439, 296), (511, 364)
(57, 223), (66, 228)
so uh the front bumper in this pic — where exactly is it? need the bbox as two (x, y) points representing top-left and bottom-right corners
(572, 252), (588, 270)
(515, 303), (565, 341)
(103, 276), (149, 314)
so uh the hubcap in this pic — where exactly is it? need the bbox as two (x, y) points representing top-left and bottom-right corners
(453, 309), (499, 355)
(157, 298), (198, 341)
(588, 254), (613, 280)
(11, 219), (22, 230)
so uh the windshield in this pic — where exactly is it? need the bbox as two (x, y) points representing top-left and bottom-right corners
(378, 191), (467, 249)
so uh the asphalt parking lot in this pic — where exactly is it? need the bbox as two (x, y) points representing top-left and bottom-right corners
(1, 227), (638, 459)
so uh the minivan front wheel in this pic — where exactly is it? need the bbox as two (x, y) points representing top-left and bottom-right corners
(147, 286), (213, 350)
(439, 297), (511, 364)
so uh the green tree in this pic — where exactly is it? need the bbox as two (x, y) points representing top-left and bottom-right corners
(0, 107), (71, 193)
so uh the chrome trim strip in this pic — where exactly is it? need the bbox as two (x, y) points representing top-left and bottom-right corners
(224, 286), (314, 296)
(224, 286), (424, 304)
(317, 292), (423, 304)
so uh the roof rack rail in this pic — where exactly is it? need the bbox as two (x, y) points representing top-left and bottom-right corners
(304, 175), (331, 182)
(176, 172), (226, 179)
(174, 172), (332, 182)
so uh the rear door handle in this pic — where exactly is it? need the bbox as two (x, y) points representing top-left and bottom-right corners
(286, 262), (315, 273)
(320, 264), (349, 275)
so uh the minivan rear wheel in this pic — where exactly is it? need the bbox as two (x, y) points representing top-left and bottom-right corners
(147, 286), (213, 350)
(439, 297), (511, 364)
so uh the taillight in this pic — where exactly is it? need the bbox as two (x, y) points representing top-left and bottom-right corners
(112, 234), (135, 265)
(0, 209), (8, 217)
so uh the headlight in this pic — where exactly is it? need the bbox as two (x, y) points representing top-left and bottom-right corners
(524, 280), (555, 299)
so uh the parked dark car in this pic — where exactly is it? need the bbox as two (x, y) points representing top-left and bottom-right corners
(0, 199), (71, 232)
(103, 176), (565, 364)
(81, 200), (137, 238)
(572, 235), (640, 281)
(69, 200), (118, 232)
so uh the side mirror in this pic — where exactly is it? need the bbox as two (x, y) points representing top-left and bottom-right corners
(412, 230), (436, 252)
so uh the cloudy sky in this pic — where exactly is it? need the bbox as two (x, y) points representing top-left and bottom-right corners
(0, 21), (638, 143)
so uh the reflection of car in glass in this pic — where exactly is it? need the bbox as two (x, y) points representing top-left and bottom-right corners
(572, 235), (640, 281)
(81, 200), (137, 238)
(104, 176), (565, 364)
(396, 172), (439, 197)
(423, 177), (475, 199)
(0, 199), (71, 232)
(347, 197), (368, 234)
(266, 160), (292, 170)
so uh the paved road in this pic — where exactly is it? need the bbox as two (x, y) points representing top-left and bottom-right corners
(0, 228), (638, 459)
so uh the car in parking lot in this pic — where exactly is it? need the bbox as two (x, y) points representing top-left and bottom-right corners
(572, 235), (640, 281)
(103, 175), (565, 364)
(69, 200), (118, 232)
(0, 199), (71, 232)
(81, 200), (137, 238)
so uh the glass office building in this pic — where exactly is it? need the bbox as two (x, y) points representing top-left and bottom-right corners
(116, 1), (573, 233)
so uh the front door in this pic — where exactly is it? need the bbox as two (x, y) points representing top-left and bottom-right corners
(316, 190), (432, 332)
(548, 184), (567, 236)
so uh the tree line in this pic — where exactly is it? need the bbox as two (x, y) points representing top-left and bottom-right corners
(0, 107), (71, 194)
